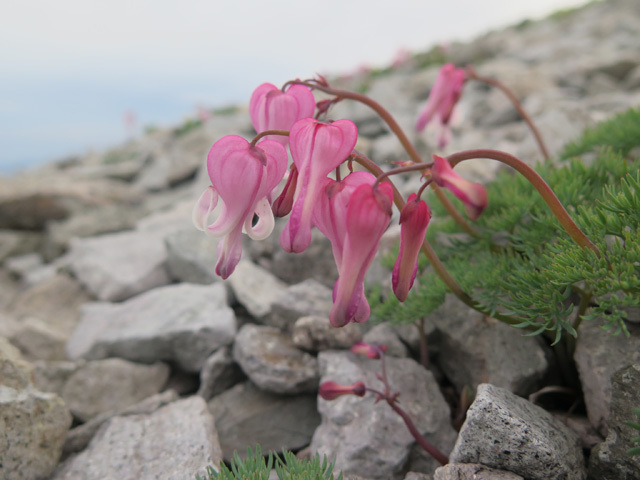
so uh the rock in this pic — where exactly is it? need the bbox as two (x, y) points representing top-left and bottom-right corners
(0, 229), (43, 262)
(0, 175), (143, 231)
(52, 396), (222, 480)
(588, 364), (640, 479)
(362, 323), (409, 358)
(197, 346), (245, 400)
(267, 279), (334, 331)
(165, 227), (220, 284)
(44, 203), (147, 259)
(67, 283), (236, 372)
(404, 473), (432, 480)
(292, 315), (363, 353)
(1, 273), (90, 361)
(67, 230), (171, 302)
(311, 351), (456, 479)
(4, 253), (43, 279)
(225, 260), (287, 319)
(208, 381), (321, 461)
(62, 390), (179, 456)
(32, 360), (79, 394)
(268, 226), (338, 288)
(574, 320), (640, 433)
(232, 324), (319, 394)
(0, 337), (73, 480)
(450, 384), (586, 480)
(58, 358), (169, 422)
(430, 295), (548, 397)
(434, 464), (523, 480)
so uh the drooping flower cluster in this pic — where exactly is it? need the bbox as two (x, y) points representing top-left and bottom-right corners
(194, 71), (488, 327)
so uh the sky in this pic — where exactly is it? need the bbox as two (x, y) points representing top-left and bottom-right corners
(0, 0), (589, 173)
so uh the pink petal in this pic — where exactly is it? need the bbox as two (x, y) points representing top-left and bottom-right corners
(392, 194), (431, 302)
(431, 155), (487, 220)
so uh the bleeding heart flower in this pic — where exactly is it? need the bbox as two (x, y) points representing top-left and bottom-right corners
(249, 83), (316, 146)
(281, 118), (358, 253)
(415, 63), (466, 149)
(330, 182), (393, 327)
(350, 342), (387, 359)
(393, 194), (432, 301)
(431, 155), (487, 220)
(319, 381), (366, 400)
(193, 135), (287, 279)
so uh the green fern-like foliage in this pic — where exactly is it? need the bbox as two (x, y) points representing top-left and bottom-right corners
(369, 107), (640, 341)
(626, 408), (640, 457)
(197, 447), (342, 480)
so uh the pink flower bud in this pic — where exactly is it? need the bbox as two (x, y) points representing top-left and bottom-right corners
(350, 342), (387, 359)
(249, 83), (315, 146)
(431, 155), (488, 220)
(281, 118), (358, 253)
(416, 63), (466, 149)
(272, 164), (298, 218)
(319, 381), (366, 400)
(330, 182), (393, 327)
(393, 194), (431, 301)
(193, 135), (287, 279)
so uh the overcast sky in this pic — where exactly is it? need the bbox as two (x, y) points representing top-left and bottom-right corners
(0, 0), (588, 172)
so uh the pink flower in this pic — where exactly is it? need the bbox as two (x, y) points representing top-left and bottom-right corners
(415, 63), (466, 149)
(431, 155), (487, 220)
(393, 194), (431, 301)
(271, 164), (298, 218)
(330, 182), (393, 327)
(280, 118), (358, 253)
(249, 83), (316, 146)
(350, 342), (387, 359)
(319, 381), (366, 400)
(193, 135), (287, 279)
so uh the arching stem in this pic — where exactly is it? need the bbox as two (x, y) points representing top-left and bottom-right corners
(466, 66), (550, 160)
(446, 149), (600, 257)
(250, 129), (290, 147)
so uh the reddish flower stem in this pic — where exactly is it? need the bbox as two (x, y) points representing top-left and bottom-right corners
(249, 129), (290, 147)
(446, 149), (600, 257)
(466, 66), (550, 160)
(351, 151), (522, 327)
(288, 80), (478, 237)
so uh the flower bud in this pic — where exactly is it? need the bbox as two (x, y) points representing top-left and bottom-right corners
(319, 381), (366, 400)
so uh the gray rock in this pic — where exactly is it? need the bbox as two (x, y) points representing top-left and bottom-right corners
(232, 324), (319, 394)
(404, 473), (432, 480)
(32, 360), (80, 394)
(165, 227), (220, 284)
(268, 227), (338, 288)
(574, 320), (640, 433)
(52, 396), (222, 480)
(1, 273), (89, 361)
(267, 279), (334, 331)
(226, 260), (287, 319)
(208, 381), (321, 461)
(431, 295), (548, 396)
(292, 315), (363, 353)
(197, 346), (245, 400)
(588, 364), (640, 479)
(67, 283), (236, 372)
(63, 390), (179, 456)
(60, 358), (169, 421)
(450, 384), (586, 480)
(68, 230), (171, 302)
(434, 464), (523, 480)
(311, 351), (456, 480)
(362, 323), (409, 358)
(4, 253), (43, 280)
(0, 338), (73, 480)
(44, 203), (146, 259)
(0, 229), (43, 262)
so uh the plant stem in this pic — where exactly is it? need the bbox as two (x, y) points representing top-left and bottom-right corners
(466, 66), (551, 160)
(386, 401), (449, 465)
(352, 151), (523, 327)
(289, 80), (477, 235)
(447, 149), (601, 257)
(417, 318), (429, 368)
(249, 129), (290, 147)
